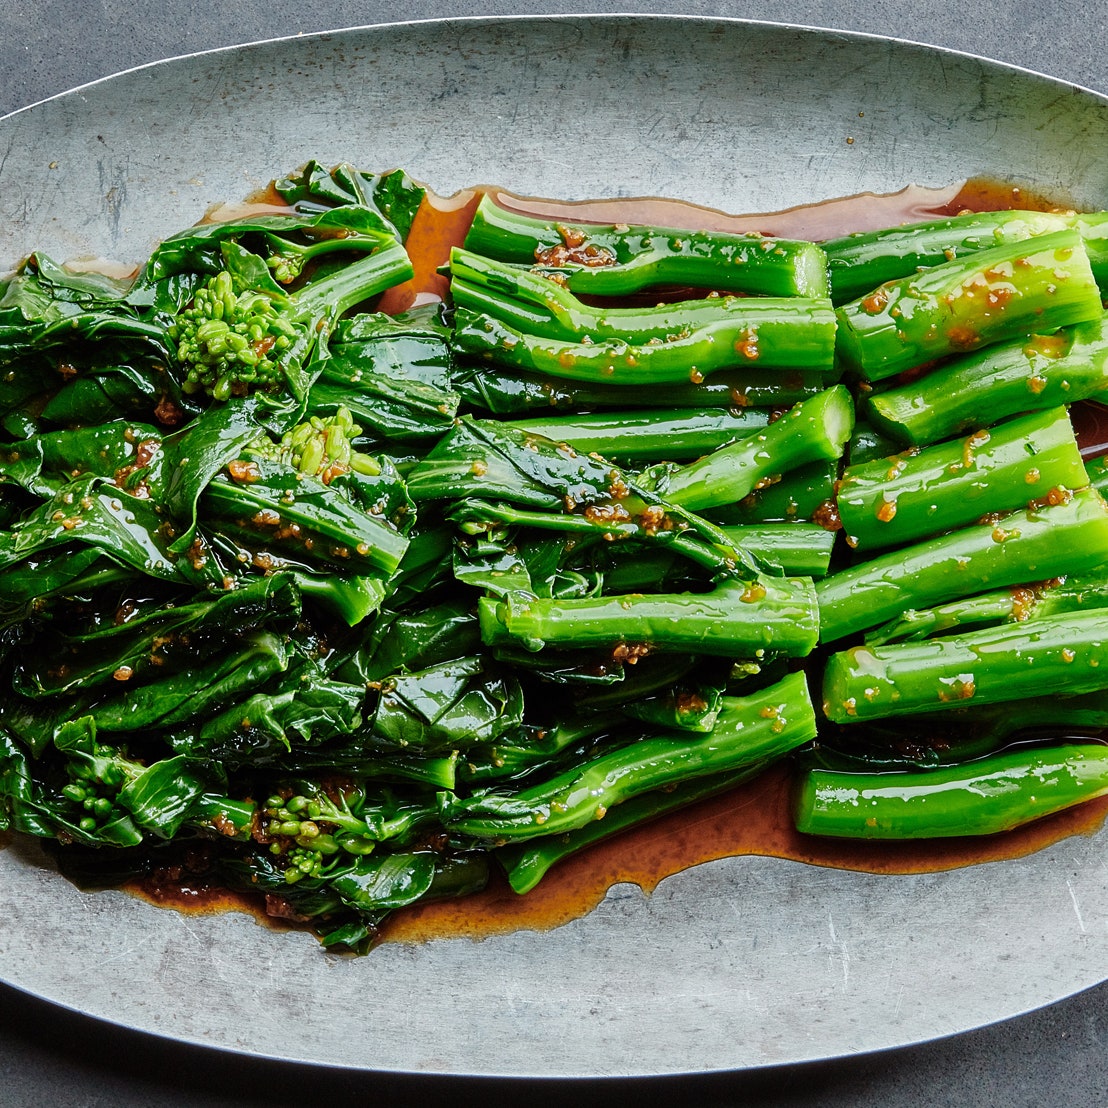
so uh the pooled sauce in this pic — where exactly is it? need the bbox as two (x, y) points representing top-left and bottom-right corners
(493, 177), (1059, 243)
(386, 766), (1108, 944)
(1071, 399), (1108, 460)
(128, 176), (1108, 944)
(377, 189), (482, 314)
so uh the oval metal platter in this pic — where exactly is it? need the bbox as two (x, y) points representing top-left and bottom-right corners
(2, 15), (1108, 1078)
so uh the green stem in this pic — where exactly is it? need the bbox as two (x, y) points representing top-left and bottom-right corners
(293, 239), (414, 320)
(500, 407), (772, 463)
(847, 419), (905, 466)
(722, 524), (837, 577)
(463, 194), (831, 298)
(1088, 454), (1108, 497)
(865, 572), (1108, 646)
(823, 210), (1073, 304)
(822, 608), (1108, 724)
(598, 523), (836, 584)
(453, 360), (827, 415)
(655, 385), (854, 510)
(443, 671), (817, 842)
(477, 576), (820, 659)
(705, 460), (839, 525)
(817, 488), (1108, 643)
(499, 765), (764, 893)
(835, 230), (1104, 382)
(836, 406), (1088, 551)
(866, 312), (1108, 447)
(450, 247), (834, 344)
(451, 301), (837, 386)
(794, 743), (1108, 839)
(448, 498), (742, 579)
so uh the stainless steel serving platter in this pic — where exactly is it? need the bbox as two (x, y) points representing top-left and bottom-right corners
(2, 15), (1108, 1078)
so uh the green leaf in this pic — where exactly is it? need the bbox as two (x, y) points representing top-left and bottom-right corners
(117, 755), (212, 837)
(330, 851), (437, 911)
(373, 656), (525, 753)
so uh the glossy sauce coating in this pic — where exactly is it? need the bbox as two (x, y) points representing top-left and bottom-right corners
(133, 176), (1108, 943)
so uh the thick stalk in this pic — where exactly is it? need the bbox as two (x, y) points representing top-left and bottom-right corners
(443, 672), (818, 842)
(655, 385), (854, 511)
(451, 301), (837, 386)
(1072, 211), (1108, 291)
(794, 743), (1108, 839)
(865, 572), (1108, 646)
(706, 460), (839, 525)
(817, 488), (1108, 643)
(499, 766), (764, 893)
(450, 247), (833, 344)
(918, 687), (1108, 743)
(866, 312), (1108, 446)
(599, 523), (836, 584)
(1088, 453), (1108, 496)
(719, 524), (836, 577)
(293, 239), (414, 319)
(835, 230), (1104, 382)
(463, 194), (831, 298)
(477, 576), (820, 659)
(501, 407), (772, 463)
(822, 609), (1108, 724)
(823, 210), (1072, 304)
(836, 406), (1088, 551)
(452, 361), (827, 415)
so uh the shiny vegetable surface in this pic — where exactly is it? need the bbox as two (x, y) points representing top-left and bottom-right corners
(822, 209), (1108, 303)
(835, 230), (1104, 381)
(794, 743), (1108, 838)
(866, 312), (1108, 446)
(835, 406), (1088, 551)
(817, 489), (1108, 643)
(822, 610), (1108, 724)
(463, 193), (831, 298)
(6, 163), (1108, 956)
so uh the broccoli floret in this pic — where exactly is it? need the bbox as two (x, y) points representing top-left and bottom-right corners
(149, 209), (415, 405)
(168, 270), (302, 400)
(258, 230), (371, 285)
(250, 407), (381, 483)
(59, 753), (128, 835)
(262, 785), (379, 884)
(259, 781), (436, 884)
(43, 720), (255, 846)
(266, 252), (306, 285)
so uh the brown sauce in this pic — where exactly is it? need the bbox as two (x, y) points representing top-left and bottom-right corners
(131, 756), (1108, 942)
(107, 176), (1108, 942)
(385, 765), (1108, 944)
(1071, 400), (1108, 460)
(490, 176), (1068, 242)
(377, 189), (482, 314)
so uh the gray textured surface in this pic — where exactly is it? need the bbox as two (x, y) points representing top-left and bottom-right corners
(2, 2), (1108, 1105)
(2, 0), (1107, 115)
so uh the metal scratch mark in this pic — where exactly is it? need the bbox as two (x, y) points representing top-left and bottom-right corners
(827, 913), (851, 992)
(1066, 879), (1088, 934)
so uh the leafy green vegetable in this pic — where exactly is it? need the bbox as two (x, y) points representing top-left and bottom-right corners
(8, 162), (1108, 956)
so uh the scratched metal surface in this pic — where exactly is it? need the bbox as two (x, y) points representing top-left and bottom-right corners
(1, 16), (1108, 1078)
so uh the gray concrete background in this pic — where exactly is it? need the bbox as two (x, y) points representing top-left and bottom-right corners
(1, 2), (1107, 1105)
